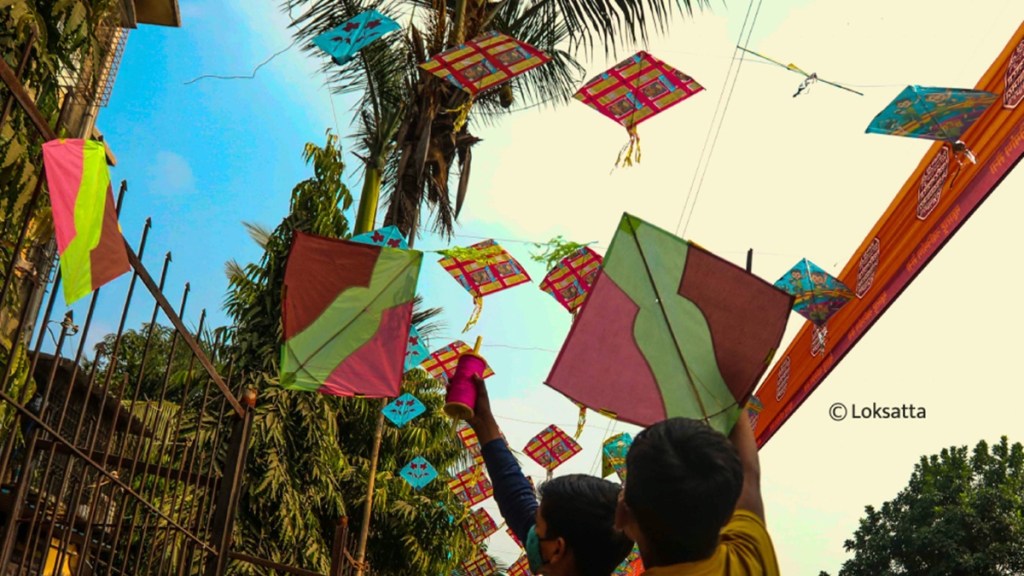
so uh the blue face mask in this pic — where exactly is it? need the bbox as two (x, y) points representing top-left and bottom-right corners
(525, 525), (549, 573)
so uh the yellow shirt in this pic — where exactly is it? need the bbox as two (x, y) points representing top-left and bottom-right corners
(641, 510), (780, 576)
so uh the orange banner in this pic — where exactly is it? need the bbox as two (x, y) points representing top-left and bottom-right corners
(753, 20), (1024, 447)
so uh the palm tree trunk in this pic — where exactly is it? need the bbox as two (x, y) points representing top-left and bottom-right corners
(354, 164), (383, 234)
(453, 0), (468, 45)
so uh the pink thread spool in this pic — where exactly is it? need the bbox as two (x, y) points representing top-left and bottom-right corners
(445, 337), (485, 420)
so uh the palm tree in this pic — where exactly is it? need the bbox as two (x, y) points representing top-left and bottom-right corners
(283, 0), (711, 243)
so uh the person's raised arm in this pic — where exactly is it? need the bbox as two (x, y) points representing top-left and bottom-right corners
(730, 411), (764, 522)
(465, 375), (538, 542)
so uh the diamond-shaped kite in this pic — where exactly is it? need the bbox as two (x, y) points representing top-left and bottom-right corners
(773, 258), (854, 327)
(508, 555), (533, 576)
(602, 432), (632, 481)
(403, 325), (430, 373)
(421, 340), (495, 384)
(613, 545), (644, 576)
(382, 393), (426, 427)
(313, 10), (400, 66)
(457, 423), (484, 465)
(399, 456), (438, 489)
(574, 51), (704, 166)
(420, 31), (550, 97)
(461, 552), (497, 576)
(523, 425), (582, 471)
(540, 247), (603, 315)
(545, 214), (792, 434)
(439, 240), (531, 331)
(351, 224), (409, 250)
(281, 232), (422, 397)
(449, 465), (494, 507)
(462, 508), (499, 544)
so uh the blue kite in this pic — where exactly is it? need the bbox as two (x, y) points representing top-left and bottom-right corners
(400, 456), (438, 489)
(351, 224), (409, 250)
(382, 392), (426, 427)
(313, 10), (400, 66)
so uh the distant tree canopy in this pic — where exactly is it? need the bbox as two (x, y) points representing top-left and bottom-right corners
(825, 437), (1024, 576)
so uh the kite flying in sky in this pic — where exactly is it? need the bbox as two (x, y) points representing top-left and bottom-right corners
(439, 240), (531, 331)
(774, 258), (854, 327)
(866, 85), (999, 163)
(574, 51), (704, 166)
(313, 10), (400, 66)
(280, 231), (422, 398)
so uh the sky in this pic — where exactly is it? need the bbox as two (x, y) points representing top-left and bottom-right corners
(42, 0), (1024, 572)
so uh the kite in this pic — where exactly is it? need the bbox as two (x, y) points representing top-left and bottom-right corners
(41, 139), (131, 305)
(546, 213), (792, 434)
(313, 10), (400, 66)
(449, 464), (493, 507)
(422, 340), (495, 384)
(738, 46), (864, 97)
(507, 527), (524, 550)
(439, 240), (531, 331)
(382, 393), (426, 427)
(774, 259), (854, 327)
(457, 423), (485, 465)
(574, 51), (704, 166)
(461, 552), (497, 576)
(539, 247), (603, 315)
(745, 395), (764, 431)
(866, 85), (999, 163)
(462, 508), (498, 544)
(523, 425), (582, 472)
(613, 545), (644, 576)
(404, 325), (430, 373)
(508, 555), (533, 576)
(281, 231), (422, 397)
(420, 31), (550, 132)
(601, 432), (632, 481)
(351, 224), (409, 249)
(399, 456), (438, 489)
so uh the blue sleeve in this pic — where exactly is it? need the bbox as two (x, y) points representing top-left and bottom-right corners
(481, 438), (537, 544)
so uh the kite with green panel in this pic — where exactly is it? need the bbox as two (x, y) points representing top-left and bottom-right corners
(281, 231), (422, 397)
(546, 214), (792, 435)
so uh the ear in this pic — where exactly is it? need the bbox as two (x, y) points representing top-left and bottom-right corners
(549, 536), (568, 565)
(615, 492), (638, 541)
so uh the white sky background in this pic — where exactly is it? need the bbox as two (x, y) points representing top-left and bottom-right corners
(198, 0), (1024, 573)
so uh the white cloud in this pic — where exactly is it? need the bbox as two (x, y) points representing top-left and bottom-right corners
(149, 150), (196, 195)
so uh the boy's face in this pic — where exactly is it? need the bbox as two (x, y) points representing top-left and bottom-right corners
(534, 507), (568, 575)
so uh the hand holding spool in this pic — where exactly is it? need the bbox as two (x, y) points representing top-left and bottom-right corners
(444, 336), (486, 420)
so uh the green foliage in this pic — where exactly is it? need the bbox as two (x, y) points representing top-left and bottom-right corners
(223, 131), (353, 574)
(829, 437), (1024, 576)
(529, 235), (593, 272)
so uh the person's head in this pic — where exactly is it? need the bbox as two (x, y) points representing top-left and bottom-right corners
(528, 474), (633, 576)
(615, 418), (743, 565)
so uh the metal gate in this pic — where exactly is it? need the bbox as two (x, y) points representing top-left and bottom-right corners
(0, 45), (253, 575)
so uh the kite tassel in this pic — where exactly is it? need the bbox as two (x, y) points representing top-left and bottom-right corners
(614, 128), (641, 168)
(462, 296), (483, 333)
(574, 405), (587, 440)
(445, 99), (474, 133)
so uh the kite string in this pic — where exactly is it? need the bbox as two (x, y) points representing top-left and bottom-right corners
(673, 0), (755, 236)
(680, 0), (764, 238)
(183, 38), (300, 85)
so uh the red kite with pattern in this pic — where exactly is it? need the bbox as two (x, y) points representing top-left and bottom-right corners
(420, 31), (550, 97)
(463, 508), (499, 544)
(524, 425), (582, 471)
(457, 423), (485, 465)
(461, 551), (497, 576)
(540, 247), (603, 314)
(449, 464), (494, 507)
(574, 52), (704, 166)
(421, 340), (495, 384)
(439, 240), (531, 330)
(508, 555), (533, 576)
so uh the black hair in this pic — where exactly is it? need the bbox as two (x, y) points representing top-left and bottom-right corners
(537, 474), (633, 576)
(624, 418), (743, 564)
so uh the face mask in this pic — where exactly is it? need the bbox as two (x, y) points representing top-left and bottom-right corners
(525, 524), (548, 573)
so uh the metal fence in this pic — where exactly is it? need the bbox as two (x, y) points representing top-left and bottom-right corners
(0, 42), (256, 575)
(0, 39), (367, 575)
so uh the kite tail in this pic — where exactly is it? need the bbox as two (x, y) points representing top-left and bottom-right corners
(462, 296), (483, 333)
(615, 128), (641, 168)
(574, 405), (587, 440)
(446, 99), (474, 133)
